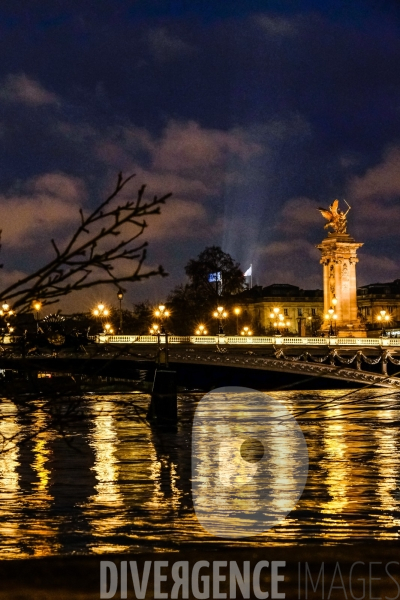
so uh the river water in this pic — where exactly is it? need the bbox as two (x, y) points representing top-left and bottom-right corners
(0, 389), (399, 559)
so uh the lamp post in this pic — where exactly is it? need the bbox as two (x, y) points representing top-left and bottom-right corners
(325, 306), (337, 337)
(0, 302), (15, 338)
(33, 301), (42, 333)
(154, 304), (170, 367)
(269, 307), (280, 335)
(331, 295), (338, 335)
(269, 307), (288, 335)
(117, 290), (123, 334)
(104, 323), (114, 336)
(150, 323), (160, 342)
(275, 316), (291, 334)
(154, 305), (170, 334)
(0, 303), (15, 319)
(233, 307), (241, 335)
(212, 306), (228, 336)
(195, 324), (208, 335)
(307, 316), (313, 336)
(92, 302), (110, 333)
(240, 326), (253, 337)
(377, 309), (390, 336)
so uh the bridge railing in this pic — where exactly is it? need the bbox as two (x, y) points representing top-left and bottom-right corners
(1, 333), (398, 347)
(93, 334), (400, 346)
(97, 334), (193, 344)
(189, 336), (219, 344)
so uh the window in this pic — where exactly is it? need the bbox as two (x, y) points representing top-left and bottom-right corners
(284, 308), (288, 316)
(311, 308), (316, 316)
(298, 308), (303, 317)
(388, 306), (394, 314)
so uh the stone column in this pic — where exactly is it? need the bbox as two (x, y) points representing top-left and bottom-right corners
(316, 233), (367, 337)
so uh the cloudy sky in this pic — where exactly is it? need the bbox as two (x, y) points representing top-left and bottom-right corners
(1, 0), (400, 311)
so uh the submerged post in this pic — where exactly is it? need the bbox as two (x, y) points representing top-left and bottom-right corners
(147, 369), (177, 427)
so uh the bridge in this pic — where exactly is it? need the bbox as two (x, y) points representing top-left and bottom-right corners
(1, 335), (400, 389)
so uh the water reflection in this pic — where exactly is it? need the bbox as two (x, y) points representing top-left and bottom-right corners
(374, 410), (400, 537)
(31, 408), (53, 499)
(321, 407), (350, 514)
(146, 436), (183, 513)
(85, 399), (129, 553)
(0, 399), (22, 556)
(0, 389), (398, 558)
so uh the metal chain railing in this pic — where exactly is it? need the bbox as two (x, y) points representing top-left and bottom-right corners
(274, 345), (400, 376)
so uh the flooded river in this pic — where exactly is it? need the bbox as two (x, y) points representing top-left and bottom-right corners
(0, 388), (399, 558)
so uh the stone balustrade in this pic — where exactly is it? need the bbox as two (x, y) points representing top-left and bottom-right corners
(95, 334), (400, 346)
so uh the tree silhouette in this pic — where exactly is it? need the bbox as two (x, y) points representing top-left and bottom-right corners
(185, 245), (244, 297)
(168, 246), (244, 334)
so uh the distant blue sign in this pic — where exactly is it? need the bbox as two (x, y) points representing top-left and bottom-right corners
(208, 272), (222, 283)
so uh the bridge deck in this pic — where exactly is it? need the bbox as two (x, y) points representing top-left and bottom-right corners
(1, 342), (400, 389)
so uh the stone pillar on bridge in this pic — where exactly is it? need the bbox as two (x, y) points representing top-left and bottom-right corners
(317, 233), (367, 337)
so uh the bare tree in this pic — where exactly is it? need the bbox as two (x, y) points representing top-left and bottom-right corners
(0, 173), (171, 312)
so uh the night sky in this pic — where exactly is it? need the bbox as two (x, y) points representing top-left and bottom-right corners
(1, 0), (400, 311)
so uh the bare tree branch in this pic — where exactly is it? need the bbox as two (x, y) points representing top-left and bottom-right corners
(0, 174), (171, 312)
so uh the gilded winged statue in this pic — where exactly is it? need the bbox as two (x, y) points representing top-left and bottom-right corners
(318, 199), (351, 234)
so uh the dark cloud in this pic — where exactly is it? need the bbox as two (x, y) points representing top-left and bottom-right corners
(146, 27), (195, 63)
(0, 73), (59, 105)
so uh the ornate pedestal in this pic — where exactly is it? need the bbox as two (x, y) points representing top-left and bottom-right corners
(317, 233), (367, 337)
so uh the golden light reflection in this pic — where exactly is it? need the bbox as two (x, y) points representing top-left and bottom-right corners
(0, 390), (399, 557)
(0, 399), (22, 556)
(373, 409), (400, 538)
(85, 400), (130, 553)
(31, 409), (53, 497)
(146, 443), (183, 513)
(0, 400), (63, 558)
(321, 410), (350, 514)
(24, 405), (62, 557)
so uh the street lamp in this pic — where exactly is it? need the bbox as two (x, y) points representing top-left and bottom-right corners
(307, 316), (313, 336)
(269, 307), (279, 334)
(104, 323), (114, 335)
(150, 323), (160, 336)
(274, 315), (291, 334)
(269, 307), (288, 335)
(33, 301), (42, 333)
(154, 305), (171, 367)
(154, 305), (170, 333)
(0, 302), (15, 337)
(92, 303), (109, 318)
(325, 306), (337, 336)
(0, 303), (15, 319)
(195, 324), (208, 335)
(233, 307), (241, 335)
(377, 309), (390, 336)
(117, 290), (124, 334)
(92, 302), (110, 333)
(240, 326), (253, 336)
(212, 306), (228, 335)
(331, 296), (338, 335)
